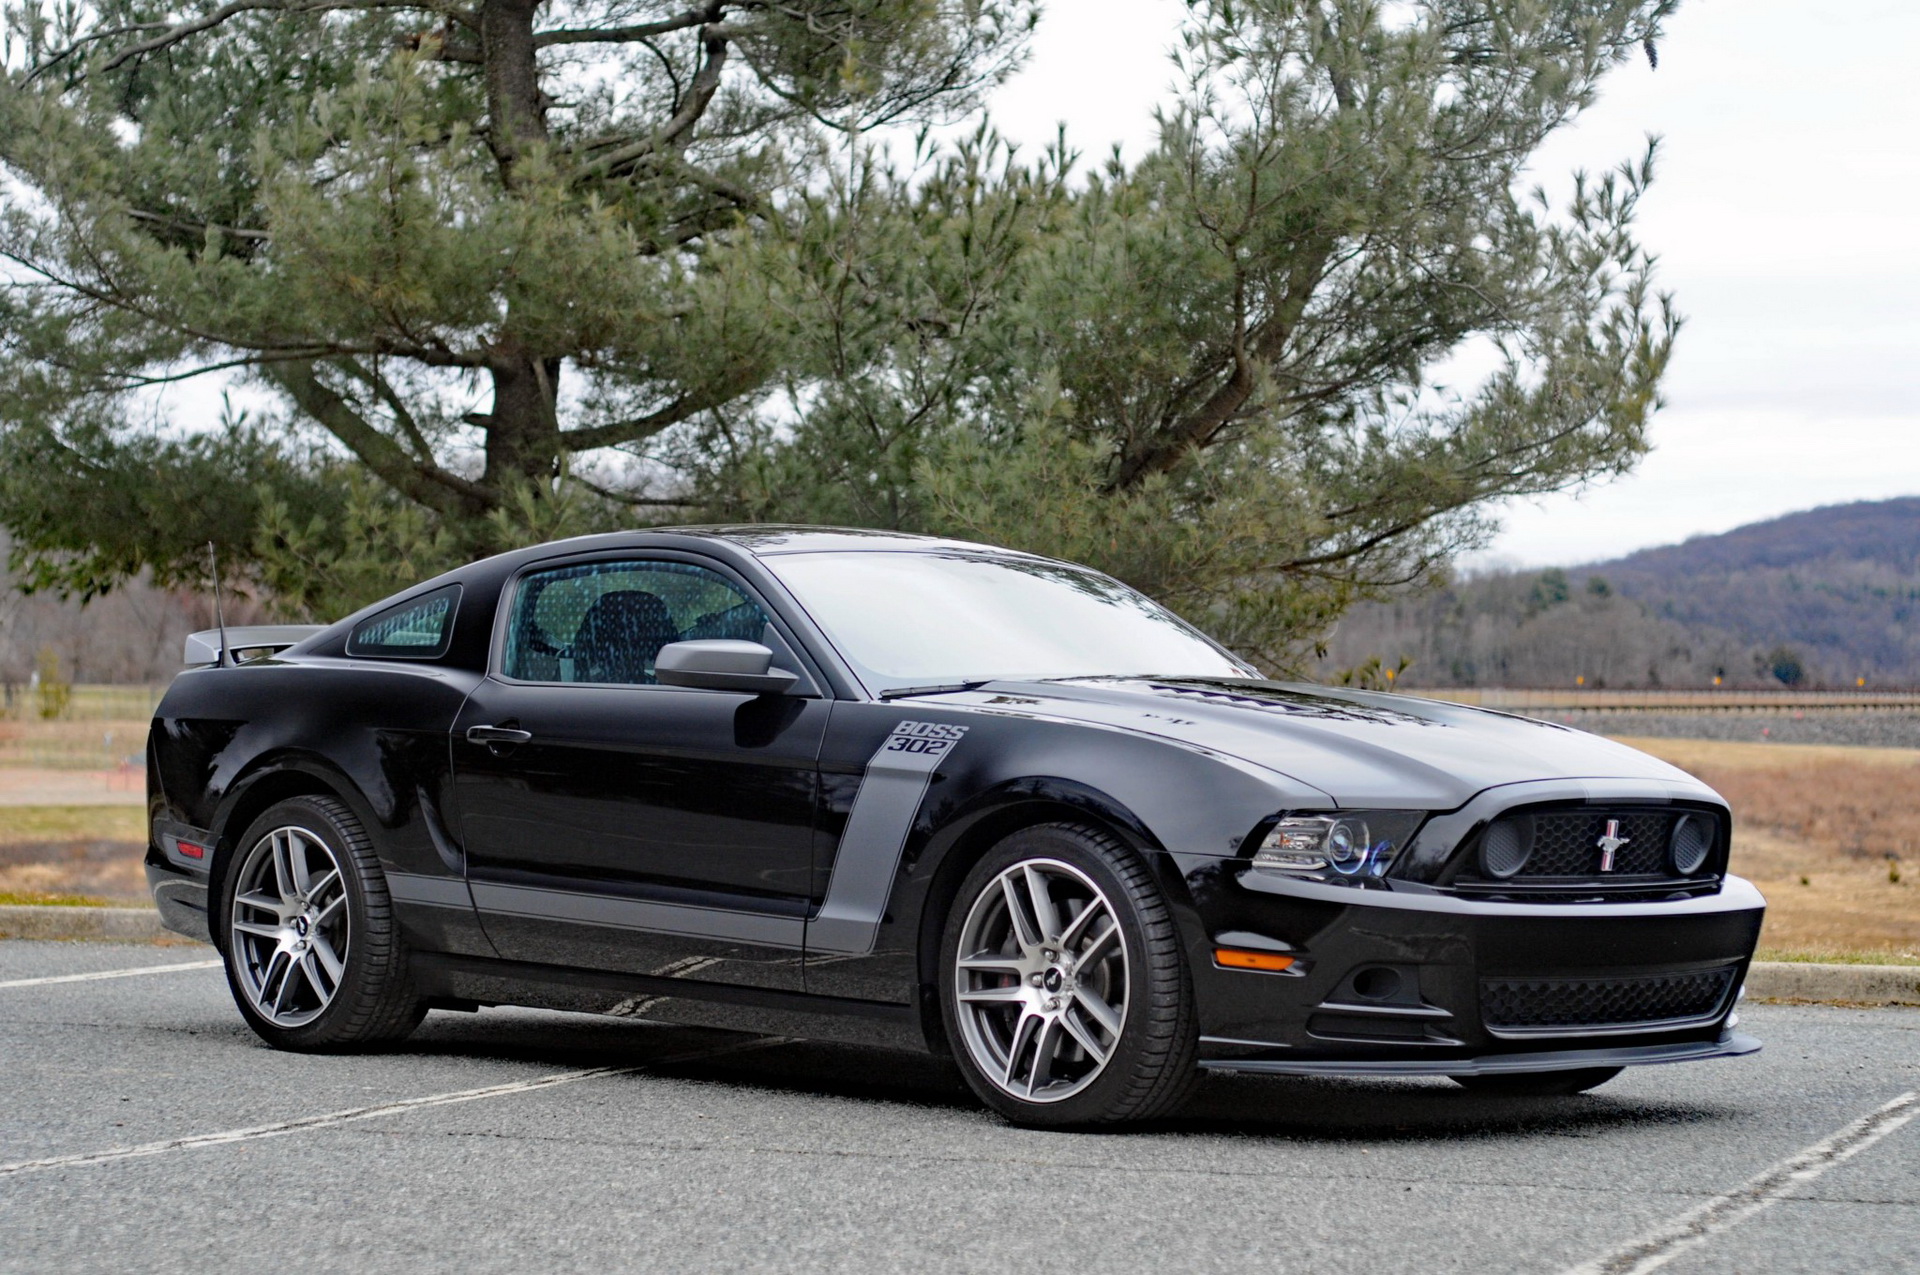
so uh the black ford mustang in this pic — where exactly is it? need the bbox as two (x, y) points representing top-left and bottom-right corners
(147, 526), (1763, 1125)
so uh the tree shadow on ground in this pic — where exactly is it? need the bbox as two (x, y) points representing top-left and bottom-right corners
(397, 1007), (1736, 1145)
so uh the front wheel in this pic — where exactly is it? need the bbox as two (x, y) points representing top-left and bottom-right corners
(940, 823), (1198, 1127)
(1450, 1066), (1623, 1096)
(221, 795), (424, 1051)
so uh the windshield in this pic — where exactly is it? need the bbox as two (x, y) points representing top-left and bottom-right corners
(764, 551), (1253, 690)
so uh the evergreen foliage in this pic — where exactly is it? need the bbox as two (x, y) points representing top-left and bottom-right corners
(2, 1), (1678, 664)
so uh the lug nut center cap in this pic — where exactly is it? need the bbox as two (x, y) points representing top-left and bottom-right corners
(293, 916), (310, 938)
(1042, 968), (1064, 993)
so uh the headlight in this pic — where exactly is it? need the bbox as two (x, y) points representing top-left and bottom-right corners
(1251, 811), (1426, 883)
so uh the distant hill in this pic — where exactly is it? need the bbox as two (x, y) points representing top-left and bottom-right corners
(1317, 497), (1920, 688)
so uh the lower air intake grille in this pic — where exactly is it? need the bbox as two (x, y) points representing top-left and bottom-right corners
(1481, 966), (1737, 1035)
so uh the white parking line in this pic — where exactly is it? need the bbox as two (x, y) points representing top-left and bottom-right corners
(0, 1035), (786, 1179)
(1562, 1089), (1920, 1275)
(0, 959), (222, 990)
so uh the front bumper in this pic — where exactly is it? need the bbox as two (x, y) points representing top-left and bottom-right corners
(1182, 862), (1766, 1072)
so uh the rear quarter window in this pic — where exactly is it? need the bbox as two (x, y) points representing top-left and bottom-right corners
(346, 584), (462, 660)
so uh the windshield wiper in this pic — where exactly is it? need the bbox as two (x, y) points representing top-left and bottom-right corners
(877, 680), (993, 701)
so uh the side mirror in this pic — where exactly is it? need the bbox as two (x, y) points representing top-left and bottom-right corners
(655, 640), (799, 696)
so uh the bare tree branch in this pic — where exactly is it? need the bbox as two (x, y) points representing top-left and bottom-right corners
(264, 360), (494, 514)
(95, 1), (467, 74)
(570, 27), (730, 181)
(534, 4), (723, 48)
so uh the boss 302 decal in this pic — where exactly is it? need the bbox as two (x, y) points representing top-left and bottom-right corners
(807, 721), (970, 954)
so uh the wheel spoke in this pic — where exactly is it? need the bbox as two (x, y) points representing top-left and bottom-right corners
(270, 953), (298, 1013)
(232, 920), (282, 941)
(299, 952), (330, 1001)
(311, 932), (345, 984)
(1059, 897), (1109, 950)
(1003, 1010), (1041, 1090)
(998, 874), (1042, 950)
(1073, 985), (1123, 1037)
(1026, 1016), (1066, 1096)
(256, 949), (288, 1007)
(235, 890), (281, 915)
(958, 985), (1027, 1005)
(1021, 865), (1062, 944)
(306, 867), (341, 905)
(269, 833), (294, 903)
(1061, 1007), (1111, 1064)
(957, 952), (1024, 976)
(1077, 917), (1119, 966)
(313, 893), (346, 927)
(285, 832), (314, 895)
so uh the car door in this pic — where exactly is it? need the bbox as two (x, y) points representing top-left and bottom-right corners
(449, 554), (827, 990)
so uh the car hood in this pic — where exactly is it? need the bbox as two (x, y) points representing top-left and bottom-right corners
(960, 677), (1706, 810)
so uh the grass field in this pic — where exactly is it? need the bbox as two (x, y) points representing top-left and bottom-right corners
(0, 725), (1913, 963)
(0, 716), (152, 770)
(1613, 737), (1917, 963)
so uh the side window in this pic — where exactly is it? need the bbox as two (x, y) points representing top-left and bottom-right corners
(502, 560), (772, 686)
(346, 584), (461, 660)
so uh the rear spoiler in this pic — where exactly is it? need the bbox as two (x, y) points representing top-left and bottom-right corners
(183, 625), (325, 668)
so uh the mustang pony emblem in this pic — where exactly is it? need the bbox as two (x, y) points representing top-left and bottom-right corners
(1595, 819), (1631, 872)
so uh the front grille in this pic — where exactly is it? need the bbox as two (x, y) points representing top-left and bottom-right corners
(1481, 966), (1737, 1035)
(1450, 806), (1724, 896)
(1526, 810), (1670, 876)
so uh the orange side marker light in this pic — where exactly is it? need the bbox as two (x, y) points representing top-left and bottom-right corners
(1214, 948), (1294, 972)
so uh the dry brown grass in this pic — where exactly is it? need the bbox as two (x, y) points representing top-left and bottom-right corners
(1612, 737), (1920, 963)
(2, 733), (1913, 958)
(0, 804), (148, 903)
(0, 805), (144, 843)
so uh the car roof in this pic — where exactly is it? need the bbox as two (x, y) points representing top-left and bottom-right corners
(655, 524), (1044, 558)
(458, 524), (1048, 570)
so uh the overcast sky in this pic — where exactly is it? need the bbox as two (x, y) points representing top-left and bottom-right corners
(979, 0), (1920, 567)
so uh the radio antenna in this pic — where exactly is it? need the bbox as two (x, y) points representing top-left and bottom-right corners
(206, 541), (231, 668)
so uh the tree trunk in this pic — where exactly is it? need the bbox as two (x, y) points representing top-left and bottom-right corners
(479, 0), (548, 184)
(478, 2), (558, 497)
(483, 350), (563, 493)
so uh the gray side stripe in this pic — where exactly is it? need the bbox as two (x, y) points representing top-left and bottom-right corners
(386, 871), (477, 910)
(806, 728), (957, 955)
(469, 882), (805, 948)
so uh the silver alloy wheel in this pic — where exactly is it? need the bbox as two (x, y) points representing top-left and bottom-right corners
(952, 857), (1129, 1104)
(229, 825), (351, 1028)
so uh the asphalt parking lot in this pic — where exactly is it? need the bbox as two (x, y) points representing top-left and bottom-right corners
(3, 940), (1915, 1274)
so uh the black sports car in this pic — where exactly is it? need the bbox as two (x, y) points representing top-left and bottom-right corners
(147, 527), (1763, 1125)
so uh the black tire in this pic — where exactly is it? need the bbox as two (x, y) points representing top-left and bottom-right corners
(219, 795), (425, 1051)
(1450, 1066), (1623, 1096)
(939, 822), (1199, 1127)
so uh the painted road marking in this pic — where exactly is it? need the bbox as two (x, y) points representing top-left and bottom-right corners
(1563, 1089), (1920, 1275)
(0, 1036), (787, 1178)
(0, 959), (222, 990)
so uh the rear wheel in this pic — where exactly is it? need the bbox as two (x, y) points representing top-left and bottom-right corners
(221, 795), (424, 1051)
(1450, 1066), (1623, 1096)
(940, 823), (1198, 1127)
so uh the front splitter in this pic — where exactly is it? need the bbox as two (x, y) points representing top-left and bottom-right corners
(1196, 1031), (1762, 1077)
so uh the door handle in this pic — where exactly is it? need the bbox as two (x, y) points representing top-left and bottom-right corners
(466, 724), (533, 745)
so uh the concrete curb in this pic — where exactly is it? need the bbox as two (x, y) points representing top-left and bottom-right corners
(0, 905), (188, 943)
(1, 907), (1916, 1004)
(1746, 960), (1920, 1007)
